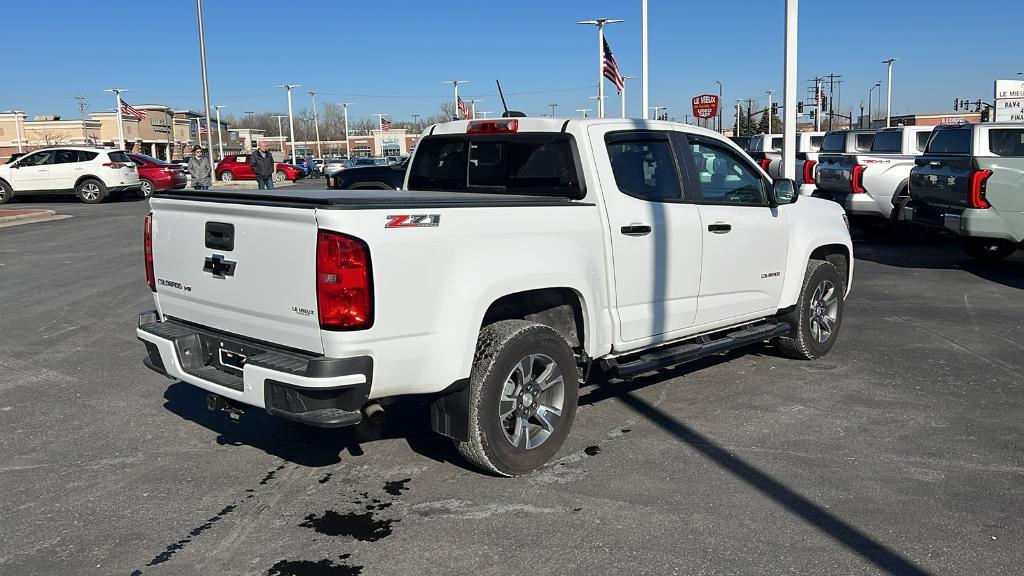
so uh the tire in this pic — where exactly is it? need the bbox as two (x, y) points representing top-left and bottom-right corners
(962, 238), (1017, 261)
(273, 170), (287, 183)
(138, 179), (154, 198)
(776, 260), (845, 360)
(219, 171), (234, 182)
(456, 320), (580, 477)
(0, 180), (13, 204)
(76, 179), (107, 204)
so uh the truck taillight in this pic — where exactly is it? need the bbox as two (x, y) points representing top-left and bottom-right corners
(466, 119), (518, 134)
(968, 169), (992, 209)
(850, 164), (866, 194)
(803, 160), (817, 185)
(317, 230), (373, 330)
(759, 158), (772, 172)
(144, 212), (156, 292)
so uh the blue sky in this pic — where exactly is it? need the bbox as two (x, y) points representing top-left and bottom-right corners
(4, 0), (1020, 126)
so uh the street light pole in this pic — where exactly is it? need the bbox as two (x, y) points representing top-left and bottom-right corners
(715, 80), (723, 132)
(868, 82), (880, 128)
(781, 0), (798, 180)
(468, 99), (480, 119)
(339, 102), (353, 158)
(3, 111), (25, 153)
(213, 105), (226, 160)
(882, 58), (898, 127)
(641, 0), (649, 119)
(195, 0), (214, 183)
(576, 108), (591, 118)
(276, 84), (301, 161)
(271, 115), (287, 152)
(104, 88), (127, 151)
(548, 103), (558, 117)
(577, 18), (623, 119)
(621, 76), (635, 118)
(650, 106), (666, 120)
(442, 80), (468, 120)
(308, 91), (322, 159)
(766, 90), (774, 134)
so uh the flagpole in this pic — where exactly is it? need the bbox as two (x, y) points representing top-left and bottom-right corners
(621, 76), (634, 118)
(578, 18), (623, 119)
(443, 80), (468, 121)
(105, 88), (126, 150)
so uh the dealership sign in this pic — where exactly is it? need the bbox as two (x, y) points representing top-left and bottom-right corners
(994, 80), (1024, 122)
(692, 94), (719, 119)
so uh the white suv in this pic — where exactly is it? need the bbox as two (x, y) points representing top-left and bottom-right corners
(0, 147), (142, 204)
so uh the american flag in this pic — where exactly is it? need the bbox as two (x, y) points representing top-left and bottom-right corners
(120, 99), (147, 119)
(603, 38), (624, 95)
(457, 96), (469, 120)
(380, 117), (392, 131)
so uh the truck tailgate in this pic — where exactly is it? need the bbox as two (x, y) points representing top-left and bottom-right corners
(149, 197), (324, 354)
(909, 156), (973, 212)
(815, 154), (855, 193)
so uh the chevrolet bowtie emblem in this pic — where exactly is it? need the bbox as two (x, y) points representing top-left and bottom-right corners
(203, 254), (237, 279)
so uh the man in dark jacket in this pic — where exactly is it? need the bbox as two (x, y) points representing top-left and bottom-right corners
(249, 141), (276, 190)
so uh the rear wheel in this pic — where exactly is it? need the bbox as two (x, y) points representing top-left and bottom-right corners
(273, 169), (287, 182)
(76, 179), (107, 204)
(138, 179), (154, 198)
(776, 260), (844, 360)
(456, 320), (579, 477)
(962, 238), (1017, 261)
(0, 181), (13, 204)
(219, 171), (234, 182)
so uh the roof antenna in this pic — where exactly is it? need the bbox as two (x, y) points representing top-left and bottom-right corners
(496, 80), (526, 118)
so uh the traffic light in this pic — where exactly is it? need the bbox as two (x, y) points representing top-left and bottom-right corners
(771, 102), (779, 116)
(953, 98), (959, 110)
(809, 109), (816, 119)
(797, 101), (804, 113)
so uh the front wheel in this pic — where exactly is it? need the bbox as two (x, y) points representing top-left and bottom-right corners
(0, 180), (13, 204)
(776, 260), (845, 360)
(456, 320), (579, 477)
(219, 171), (234, 182)
(273, 169), (287, 182)
(962, 238), (1017, 261)
(76, 179), (107, 204)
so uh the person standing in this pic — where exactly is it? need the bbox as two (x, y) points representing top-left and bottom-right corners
(250, 140), (275, 190)
(187, 145), (212, 190)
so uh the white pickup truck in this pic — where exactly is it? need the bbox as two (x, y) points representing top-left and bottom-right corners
(761, 131), (825, 196)
(137, 118), (853, 476)
(814, 127), (933, 222)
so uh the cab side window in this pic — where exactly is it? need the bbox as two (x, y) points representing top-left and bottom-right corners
(605, 134), (682, 201)
(21, 151), (55, 166)
(687, 139), (766, 205)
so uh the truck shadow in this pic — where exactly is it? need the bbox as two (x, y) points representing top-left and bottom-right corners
(579, 361), (932, 576)
(853, 230), (1024, 290)
(161, 383), (474, 471)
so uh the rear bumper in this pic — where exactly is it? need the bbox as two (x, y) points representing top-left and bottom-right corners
(812, 189), (886, 218)
(136, 312), (372, 428)
(109, 183), (142, 193)
(903, 203), (1020, 242)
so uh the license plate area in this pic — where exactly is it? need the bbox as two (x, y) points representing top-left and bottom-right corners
(219, 348), (247, 373)
(194, 333), (263, 375)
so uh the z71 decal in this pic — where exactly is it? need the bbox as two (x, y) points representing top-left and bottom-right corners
(385, 214), (441, 228)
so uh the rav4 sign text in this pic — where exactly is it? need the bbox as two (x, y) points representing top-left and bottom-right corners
(692, 94), (719, 119)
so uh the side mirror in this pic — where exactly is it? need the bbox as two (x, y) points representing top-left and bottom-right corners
(771, 178), (798, 206)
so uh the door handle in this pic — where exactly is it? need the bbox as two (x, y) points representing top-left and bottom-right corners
(707, 222), (732, 234)
(620, 223), (652, 236)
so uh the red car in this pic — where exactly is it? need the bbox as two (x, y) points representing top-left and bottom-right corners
(214, 154), (306, 183)
(128, 153), (188, 197)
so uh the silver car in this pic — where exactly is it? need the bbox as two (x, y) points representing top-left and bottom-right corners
(322, 158), (354, 177)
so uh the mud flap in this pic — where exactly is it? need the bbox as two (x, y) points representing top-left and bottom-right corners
(430, 378), (470, 442)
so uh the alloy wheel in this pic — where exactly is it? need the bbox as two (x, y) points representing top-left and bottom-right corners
(498, 353), (565, 450)
(808, 279), (839, 343)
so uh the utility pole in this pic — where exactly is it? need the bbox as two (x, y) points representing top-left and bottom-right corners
(271, 115), (287, 152)
(577, 17), (623, 118)
(308, 91), (322, 159)
(621, 76), (635, 118)
(882, 58), (898, 127)
(826, 74), (841, 130)
(747, 99), (754, 134)
(735, 100), (742, 136)
(195, 0), (214, 182)
(75, 96), (88, 120)
(340, 102), (353, 158)
(213, 105), (226, 160)
(766, 90), (774, 134)
(276, 84), (301, 161)
(641, 0), (649, 119)
(814, 77), (822, 131)
(442, 80), (468, 120)
(549, 103), (558, 117)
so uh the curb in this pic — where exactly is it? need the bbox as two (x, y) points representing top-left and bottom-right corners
(0, 209), (57, 224)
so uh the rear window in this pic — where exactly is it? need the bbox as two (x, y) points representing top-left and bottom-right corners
(854, 133), (874, 151)
(107, 151), (131, 163)
(915, 132), (930, 152)
(408, 133), (581, 197)
(988, 129), (1024, 157)
(78, 151), (98, 162)
(821, 132), (845, 152)
(926, 128), (971, 154)
(870, 131), (901, 153)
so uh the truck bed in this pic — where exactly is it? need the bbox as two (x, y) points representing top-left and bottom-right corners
(158, 189), (588, 209)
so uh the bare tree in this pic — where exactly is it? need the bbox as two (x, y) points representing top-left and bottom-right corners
(29, 130), (71, 146)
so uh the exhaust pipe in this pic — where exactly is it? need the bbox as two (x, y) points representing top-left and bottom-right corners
(363, 402), (385, 425)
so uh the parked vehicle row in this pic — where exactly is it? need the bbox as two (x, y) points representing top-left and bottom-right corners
(215, 154), (307, 183)
(0, 146), (142, 204)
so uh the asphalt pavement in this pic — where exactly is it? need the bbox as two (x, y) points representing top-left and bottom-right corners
(1, 189), (1022, 575)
